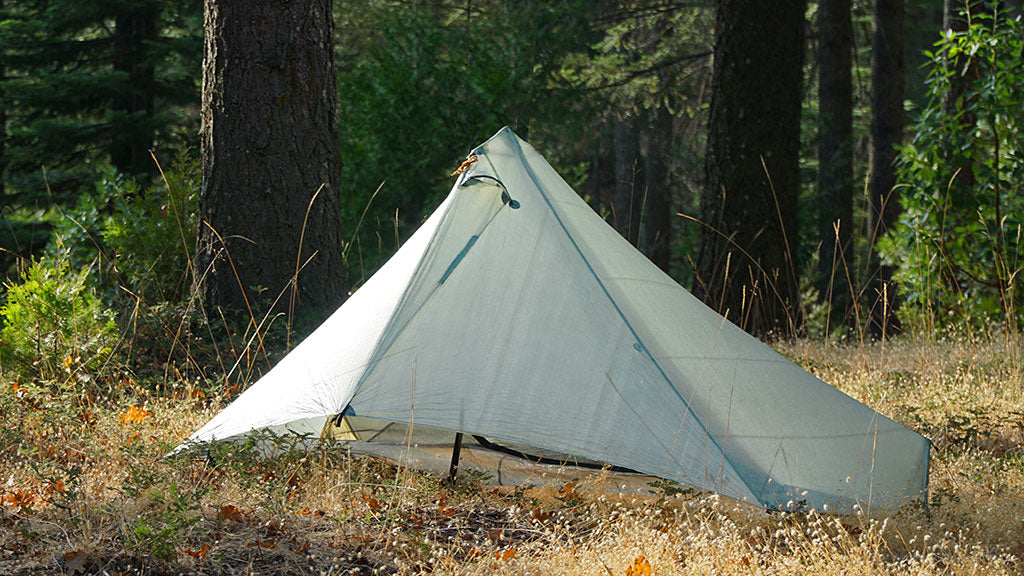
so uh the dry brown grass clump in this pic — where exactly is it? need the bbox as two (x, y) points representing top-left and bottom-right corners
(2, 335), (1023, 575)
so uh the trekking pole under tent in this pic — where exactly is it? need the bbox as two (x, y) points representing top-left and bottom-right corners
(447, 432), (464, 483)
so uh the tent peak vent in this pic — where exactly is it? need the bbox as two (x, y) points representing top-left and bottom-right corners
(461, 174), (520, 209)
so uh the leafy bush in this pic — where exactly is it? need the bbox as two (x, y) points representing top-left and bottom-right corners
(45, 167), (121, 292)
(41, 152), (200, 307)
(0, 258), (117, 383)
(24, 153), (205, 382)
(104, 152), (200, 304)
(887, 7), (1024, 330)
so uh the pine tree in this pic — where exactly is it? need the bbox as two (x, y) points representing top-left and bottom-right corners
(0, 0), (201, 206)
(694, 0), (807, 336)
(196, 0), (346, 320)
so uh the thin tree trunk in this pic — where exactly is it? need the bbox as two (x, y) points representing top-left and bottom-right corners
(867, 0), (904, 338)
(643, 105), (672, 272)
(197, 0), (346, 321)
(694, 0), (806, 336)
(613, 115), (640, 245)
(817, 0), (855, 332)
(111, 2), (159, 177)
(0, 0), (5, 202)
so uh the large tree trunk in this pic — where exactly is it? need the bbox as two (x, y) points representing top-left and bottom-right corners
(643, 105), (672, 272)
(197, 0), (346, 321)
(613, 114), (640, 245)
(867, 0), (904, 338)
(694, 0), (806, 336)
(817, 0), (855, 333)
(111, 2), (159, 177)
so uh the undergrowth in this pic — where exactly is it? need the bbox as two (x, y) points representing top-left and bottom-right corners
(0, 336), (1022, 575)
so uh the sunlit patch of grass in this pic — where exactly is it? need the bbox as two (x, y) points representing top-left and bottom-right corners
(2, 335), (1024, 574)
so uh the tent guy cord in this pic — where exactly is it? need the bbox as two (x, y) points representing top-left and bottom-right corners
(471, 435), (639, 474)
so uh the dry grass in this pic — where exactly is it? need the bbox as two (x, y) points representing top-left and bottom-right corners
(2, 335), (1023, 575)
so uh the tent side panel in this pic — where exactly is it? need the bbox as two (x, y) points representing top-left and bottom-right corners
(512, 134), (928, 510)
(179, 193), (457, 447)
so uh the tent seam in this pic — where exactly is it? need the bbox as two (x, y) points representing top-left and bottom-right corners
(503, 127), (762, 505)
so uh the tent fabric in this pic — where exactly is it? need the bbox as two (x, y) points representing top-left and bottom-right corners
(181, 127), (929, 512)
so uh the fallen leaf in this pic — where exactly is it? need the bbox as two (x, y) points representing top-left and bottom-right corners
(626, 555), (652, 576)
(184, 544), (209, 558)
(363, 495), (382, 512)
(63, 549), (89, 574)
(118, 406), (152, 425)
(530, 508), (552, 521)
(218, 504), (246, 523)
(493, 547), (517, 562)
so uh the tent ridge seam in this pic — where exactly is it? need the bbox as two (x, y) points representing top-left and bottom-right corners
(502, 129), (761, 504)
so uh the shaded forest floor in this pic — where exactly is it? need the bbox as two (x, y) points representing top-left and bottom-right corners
(2, 336), (1023, 575)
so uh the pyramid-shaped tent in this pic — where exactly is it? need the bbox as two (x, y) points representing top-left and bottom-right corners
(181, 127), (929, 512)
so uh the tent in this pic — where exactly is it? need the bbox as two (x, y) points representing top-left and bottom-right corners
(180, 127), (929, 512)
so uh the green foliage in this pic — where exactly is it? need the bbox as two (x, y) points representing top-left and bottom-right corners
(105, 152), (200, 304)
(558, 5), (713, 117)
(0, 258), (117, 382)
(40, 150), (199, 305)
(888, 7), (1024, 330)
(127, 483), (201, 562)
(336, 0), (598, 281)
(0, 0), (202, 205)
(45, 168), (119, 283)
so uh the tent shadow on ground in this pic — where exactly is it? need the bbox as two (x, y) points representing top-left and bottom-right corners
(329, 417), (669, 496)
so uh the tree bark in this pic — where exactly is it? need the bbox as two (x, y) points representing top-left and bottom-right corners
(816, 0), (855, 332)
(867, 0), (904, 338)
(694, 0), (806, 336)
(613, 114), (640, 245)
(197, 0), (346, 321)
(111, 2), (159, 177)
(0, 0), (6, 202)
(643, 105), (672, 272)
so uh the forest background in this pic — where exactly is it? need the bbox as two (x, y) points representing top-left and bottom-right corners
(1, 0), (1021, 343)
(1, 1), (1024, 574)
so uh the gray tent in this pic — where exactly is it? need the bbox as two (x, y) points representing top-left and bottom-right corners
(181, 127), (929, 512)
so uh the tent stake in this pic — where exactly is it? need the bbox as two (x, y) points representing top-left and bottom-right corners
(447, 432), (464, 483)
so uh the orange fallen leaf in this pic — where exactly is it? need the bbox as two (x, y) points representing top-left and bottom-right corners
(118, 406), (152, 425)
(626, 555), (652, 576)
(218, 504), (246, 523)
(45, 480), (66, 497)
(493, 547), (517, 562)
(184, 544), (210, 558)
(3, 489), (38, 512)
(363, 495), (382, 512)
(530, 508), (552, 521)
